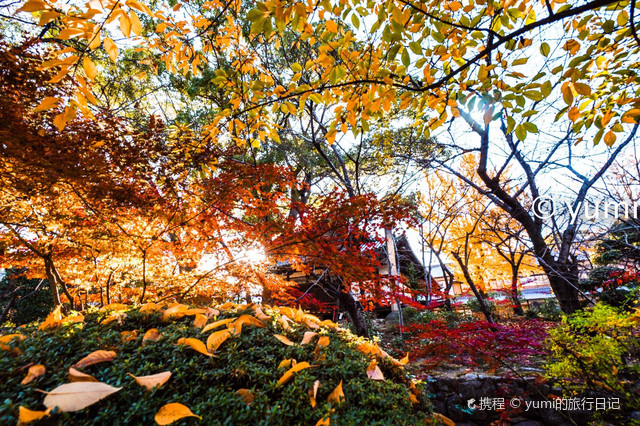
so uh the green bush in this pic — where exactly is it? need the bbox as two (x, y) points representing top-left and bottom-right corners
(526, 299), (563, 321)
(0, 305), (434, 425)
(546, 303), (640, 414)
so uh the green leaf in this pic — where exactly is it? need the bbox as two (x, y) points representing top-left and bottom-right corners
(401, 48), (410, 67)
(246, 9), (265, 22)
(515, 124), (527, 141)
(540, 42), (550, 57)
(351, 14), (360, 29)
(409, 41), (422, 55)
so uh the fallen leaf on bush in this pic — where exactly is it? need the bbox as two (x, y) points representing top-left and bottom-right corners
(72, 350), (116, 368)
(356, 342), (382, 357)
(143, 328), (162, 344)
(432, 413), (455, 426)
(315, 416), (331, 426)
(18, 406), (51, 425)
(327, 380), (344, 404)
(69, 367), (97, 382)
(217, 302), (237, 311)
(101, 312), (126, 325)
(409, 393), (419, 404)
(276, 361), (312, 387)
(99, 303), (128, 312)
(162, 304), (188, 321)
(121, 330), (138, 342)
(204, 307), (219, 318)
(227, 314), (265, 336)
(274, 334), (294, 346)
(177, 337), (212, 356)
(128, 371), (171, 391)
(253, 306), (270, 321)
(277, 315), (291, 330)
(309, 380), (320, 407)
(366, 359), (384, 381)
(155, 403), (201, 425)
(206, 329), (231, 352)
(193, 314), (208, 329)
(184, 308), (207, 316)
(278, 358), (294, 369)
(21, 365), (45, 385)
(0, 333), (25, 352)
(38, 306), (62, 330)
(399, 353), (409, 365)
(63, 314), (84, 325)
(43, 382), (122, 412)
(139, 302), (162, 314)
(313, 336), (330, 357)
(235, 388), (255, 405)
(320, 320), (338, 329)
(201, 318), (235, 334)
(301, 331), (318, 345)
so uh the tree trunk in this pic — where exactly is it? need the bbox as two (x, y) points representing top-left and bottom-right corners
(510, 276), (525, 316)
(43, 257), (62, 307)
(338, 289), (369, 337)
(540, 257), (582, 314)
(452, 252), (495, 324)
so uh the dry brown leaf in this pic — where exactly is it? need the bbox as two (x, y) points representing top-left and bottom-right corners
(43, 382), (122, 412)
(327, 380), (344, 405)
(18, 406), (51, 425)
(366, 359), (385, 381)
(235, 388), (255, 405)
(128, 371), (172, 391)
(253, 306), (271, 321)
(277, 316), (291, 330)
(206, 329), (231, 352)
(72, 350), (116, 368)
(276, 361), (312, 387)
(177, 337), (212, 357)
(21, 365), (45, 385)
(154, 402), (201, 425)
(309, 380), (320, 407)
(300, 331), (318, 345)
(204, 307), (219, 318)
(274, 334), (295, 346)
(201, 317), (236, 334)
(142, 328), (162, 344)
(68, 367), (98, 382)
(217, 302), (237, 311)
(305, 320), (320, 329)
(236, 314), (266, 328)
(193, 314), (208, 329)
(38, 306), (63, 330)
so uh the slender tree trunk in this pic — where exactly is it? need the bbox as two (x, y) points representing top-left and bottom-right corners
(43, 257), (62, 307)
(452, 252), (495, 324)
(338, 290), (369, 337)
(537, 251), (581, 313)
(510, 275), (525, 316)
(139, 250), (147, 304)
(106, 271), (113, 305)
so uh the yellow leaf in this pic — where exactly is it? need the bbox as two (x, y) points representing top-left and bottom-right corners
(205, 307), (220, 318)
(38, 306), (63, 330)
(235, 388), (255, 405)
(253, 306), (271, 321)
(68, 367), (98, 382)
(43, 382), (122, 412)
(315, 415), (331, 426)
(274, 334), (295, 346)
(309, 380), (320, 407)
(121, 330), (138, 342)
(83, 57), (97, 80)
(301, 331), (318, 345)
(228, 314), (266, 335)
(201, 317), (236, 333)
(130, 10), (142, 36)
(177, 337), (212, 356)
(604, 130), (616, 147)
(143, 328), (162, 344)
(128, 371), (172, 391)
(17, 0), (48, 13)
(409, 393), (419, 404)
(88, 32), (101, 50)
(103, 37), (118, 63)
(155, 403), (201, 425)
(38, 10), (59, 25)
(17, 406), (51, 425)
(277, 315), (291, 330)
(315, 336), (330, 351)
(217, 302), (237, 311)
(21, 365), (45, 385)
(101, 312), (126, 325)
(568, 106), (580, 122)
(278, 358), (294, 369)
(447, 1), (462, 12)
(206, 329), (231, 352)
(63, 314), (85, 325)
(184, 308), (207, 316)
(193, 314), (208, 329)
(398, 353), (409, 365)
(58, 28), (85, 39)
(119, 13), (131, 38)
(326, 20), (338, 33)
(327, 380), (344, 404)
(72, 350), (117, 368)
(34, 97), (61, 113)
(162, 304), (188, 321)
(276, 362), (312, 387)
(366, 359), (385, 381)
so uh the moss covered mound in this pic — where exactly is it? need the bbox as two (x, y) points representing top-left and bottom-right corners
(0, 303), (434, 425)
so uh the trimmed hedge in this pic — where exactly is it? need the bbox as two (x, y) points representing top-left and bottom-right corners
(0, 304), (435, 425)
